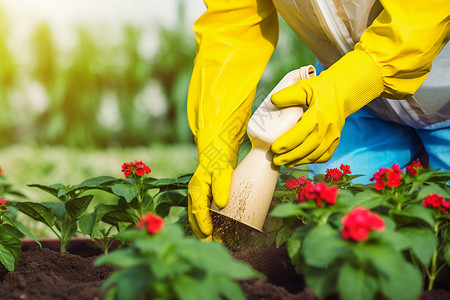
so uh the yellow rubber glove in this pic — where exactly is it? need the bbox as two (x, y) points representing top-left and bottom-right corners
(188, 129), (238, 240)
(270, 50), (384, 167)
(270, 0), (449, 167)
(187, 0), (278, 240)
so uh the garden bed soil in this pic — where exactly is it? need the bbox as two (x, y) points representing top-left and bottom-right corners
(0, 239), (448, 300)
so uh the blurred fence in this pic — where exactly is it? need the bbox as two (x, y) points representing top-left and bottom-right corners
(0, 4), (316, 149)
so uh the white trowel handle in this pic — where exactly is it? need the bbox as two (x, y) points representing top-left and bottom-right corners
(247, 65), (316, 145)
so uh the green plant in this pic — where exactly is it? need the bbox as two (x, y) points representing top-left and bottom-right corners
(12, 159), (191, 253)
(12, 180), (100, 252)
(270, 161), (450, 299)
(79, 161), (191, 243)
(95, 212), (261, 300)
(0, 195), (40, 271)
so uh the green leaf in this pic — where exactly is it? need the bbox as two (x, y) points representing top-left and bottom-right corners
(302, 224), (349, 268)
(112, 183), (138, 203)
(102, 208), (136, 226)
(173, 275), (215, 300)
(270, 202), (309, 218)
(27, 183), (64, 198)
(65, 194), (93, 219)
(357, 243), (422, 300)
(337, 262), (377, 300)
(198, 242), (261, 280)
(155, 190), (187, 206)
(0, 225), (22, 271)
(275, 226), (292, 248)
(76, 176), (118, 189)
(379, 262), (422, 300)
(163, 206), (187, 224)
(286, 225), (313, 269)
(350, 189), (389, 209)
(412, 169), (440, 186)
(427, 170), (450, 184)
(334, 189), (354, 206)
(390, 204), (435, 227)
(417, 182), (450, 200)
(147, 175), (191, 191)
(215, 277), (247, 300)
(372, 223), (411, 252)
(95, 248), (142, 268)
(13, 202), (56, 227)
(303, 264), (339, 298)
(399, 227), (437, 266)
(79, 203), (113, 236)
(110, 267), (149, 300)
(444, 243), (450, 266)
(41, 202), (67, 220)
(5, 216), (42, 248)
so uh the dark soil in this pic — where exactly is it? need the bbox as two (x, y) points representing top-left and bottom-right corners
(0, 239), (448, 300)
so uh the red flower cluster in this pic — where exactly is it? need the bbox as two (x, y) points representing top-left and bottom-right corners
(121, 160), (151, 178)
(422, 193), (450, 213)
(406, 159), (423, 176)
(137, 212), (164, 234)
(370, 163), (404, 190)
(286, 176), (310, 190)
(0, 196), (8, 210)
(324, 164), (351, 182)
(0, 167), (3, 176)
(340, 206), (385, 242)
(296, 182), (338, 206)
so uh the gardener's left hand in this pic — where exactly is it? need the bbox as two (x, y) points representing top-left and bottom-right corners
(188, 129), (238, 240)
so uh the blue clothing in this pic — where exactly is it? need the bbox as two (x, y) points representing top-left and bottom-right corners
(307, 62), (450, 184)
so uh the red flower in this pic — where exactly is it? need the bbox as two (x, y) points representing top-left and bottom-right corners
(370, 168), (388, 190)
(0, 196), (8, 210)
(325, 168), (343, 182)
(286, 178), (300, 190)
(137, 212), (164, 234)
(340, 164), (352, 175)
(121, 160), (151, 178)
(387, 171), (402, 188)
(295, 182), (338, 206)
(0, 167), (3, 175)
(340, 206), (385, 242)
(422, 193), (443, 208)
(286, 176), (310, 190)
(370, 163), (404, 190)
(406, 159), (423, 176)
(441, 200), (450, 213)
(422, 193), (449, 214)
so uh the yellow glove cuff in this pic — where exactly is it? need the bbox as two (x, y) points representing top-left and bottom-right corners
(323, 49), (384, 117)
(196, 128), (240, 170)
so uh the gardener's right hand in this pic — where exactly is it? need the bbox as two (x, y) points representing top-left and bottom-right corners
(188, 129), (239, 240)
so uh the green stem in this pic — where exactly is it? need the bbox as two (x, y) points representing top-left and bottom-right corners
(49, 226), (61, 241)
(318, 212), (331, 225)
(136, 178), (144, 216)
(428, 249), (438, 290)
(427, 222), (442, 291)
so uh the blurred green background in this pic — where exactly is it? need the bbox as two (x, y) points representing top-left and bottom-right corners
(0, 0), (316, 195)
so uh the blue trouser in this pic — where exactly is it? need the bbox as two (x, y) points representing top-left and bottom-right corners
(308, 63), (450, 184)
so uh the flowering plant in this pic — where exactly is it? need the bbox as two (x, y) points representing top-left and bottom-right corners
(13, 160), (191, 253)
(79, 161), (191, 252)
(270, 161), (450, 299)
(0, 170), (41, 270)
(0, 195), (41, 270)
(95, 212), (261, 300)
